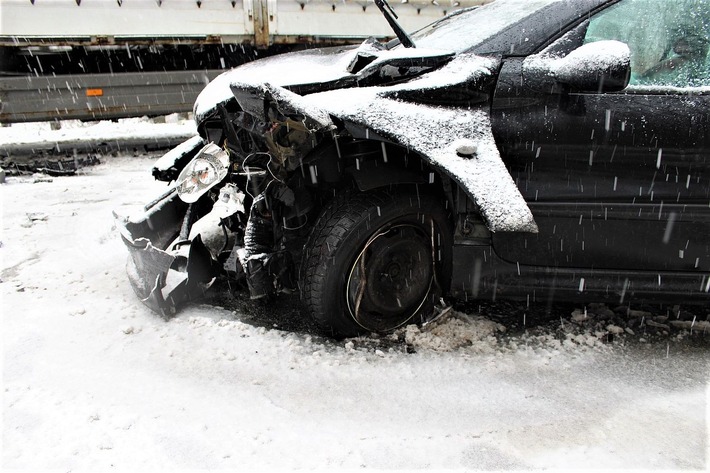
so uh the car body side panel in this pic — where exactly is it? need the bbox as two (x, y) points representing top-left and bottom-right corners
(304, 88), (538, 233)
(299, 54), (538, 233)
(450, 243), (710, 304)
(492, 33), (710, 272)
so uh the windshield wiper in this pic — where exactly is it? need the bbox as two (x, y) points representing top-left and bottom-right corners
(374, 0), (416, 48)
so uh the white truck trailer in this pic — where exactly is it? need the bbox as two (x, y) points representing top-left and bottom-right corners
(0, 0), (489, 122)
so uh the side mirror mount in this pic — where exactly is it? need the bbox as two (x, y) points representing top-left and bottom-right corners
(553, 40), (631, 92)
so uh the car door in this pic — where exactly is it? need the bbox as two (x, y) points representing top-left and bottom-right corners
(491, 0), (710, 273)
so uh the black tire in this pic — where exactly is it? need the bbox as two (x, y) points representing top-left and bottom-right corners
(300, 188), (453, 338)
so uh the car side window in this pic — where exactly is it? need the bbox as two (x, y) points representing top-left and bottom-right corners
(584, 0), (710, 88)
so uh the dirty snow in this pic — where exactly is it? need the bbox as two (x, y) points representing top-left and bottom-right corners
(1, 120), (708, 470)
(0, 115), (196, 150)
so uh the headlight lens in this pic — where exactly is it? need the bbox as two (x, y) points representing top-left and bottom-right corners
(176, 143), (229, 203)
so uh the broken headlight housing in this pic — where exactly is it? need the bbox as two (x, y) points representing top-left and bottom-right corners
(176, 143), (230, 203)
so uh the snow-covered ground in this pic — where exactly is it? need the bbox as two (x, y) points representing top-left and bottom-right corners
(1, 121), (708, 471)
(0, 115), (196, 150)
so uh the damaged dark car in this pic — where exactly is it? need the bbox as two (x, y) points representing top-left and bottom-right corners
(115, 0), (710, 337)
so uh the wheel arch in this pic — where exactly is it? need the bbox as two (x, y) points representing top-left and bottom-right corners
(301, 129), (459, 215)
(299, 187), (456, 337)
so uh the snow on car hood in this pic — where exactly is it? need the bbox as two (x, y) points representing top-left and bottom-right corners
(193, 47), (357, 122)
(193, 44), (453, 123)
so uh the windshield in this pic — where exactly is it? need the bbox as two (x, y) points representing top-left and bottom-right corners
(409, 0), (563, 53)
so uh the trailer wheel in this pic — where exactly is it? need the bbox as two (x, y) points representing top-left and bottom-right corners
(300, 189), (453, 338)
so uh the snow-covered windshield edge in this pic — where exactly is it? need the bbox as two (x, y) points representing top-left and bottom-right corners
(405, 0), (565, 53)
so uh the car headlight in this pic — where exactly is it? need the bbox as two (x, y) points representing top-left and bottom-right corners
(176, 143), (230, 203)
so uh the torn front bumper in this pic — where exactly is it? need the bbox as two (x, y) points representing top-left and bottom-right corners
(115, 187), (218, 317)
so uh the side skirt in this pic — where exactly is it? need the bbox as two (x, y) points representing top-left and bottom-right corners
(450, 243), (710, 307)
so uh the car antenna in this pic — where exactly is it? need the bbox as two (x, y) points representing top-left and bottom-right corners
(374, 0), (416, 48)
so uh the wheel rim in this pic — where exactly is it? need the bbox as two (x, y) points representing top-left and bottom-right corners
(346, 223), (434, 332)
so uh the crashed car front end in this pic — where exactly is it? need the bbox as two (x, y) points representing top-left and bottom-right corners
(115, 141), (227, 316)
(115, 48), (535, 315)
(113, 50), (352, 315)
(114, 0), (710, 336)
(114, 4), (545, 333)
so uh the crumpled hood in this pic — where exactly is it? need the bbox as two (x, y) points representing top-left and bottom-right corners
(193, 47), (358, 122)
(193, 43), (455, 123)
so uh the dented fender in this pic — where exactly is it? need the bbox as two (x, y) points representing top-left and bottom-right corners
(291, 53), (538, 233)
(321, 96), (539, 233)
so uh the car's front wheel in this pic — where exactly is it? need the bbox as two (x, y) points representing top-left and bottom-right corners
(300, 188), (453, 338)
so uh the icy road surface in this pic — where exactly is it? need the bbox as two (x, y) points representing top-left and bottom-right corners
(1, 156), (708, 471)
